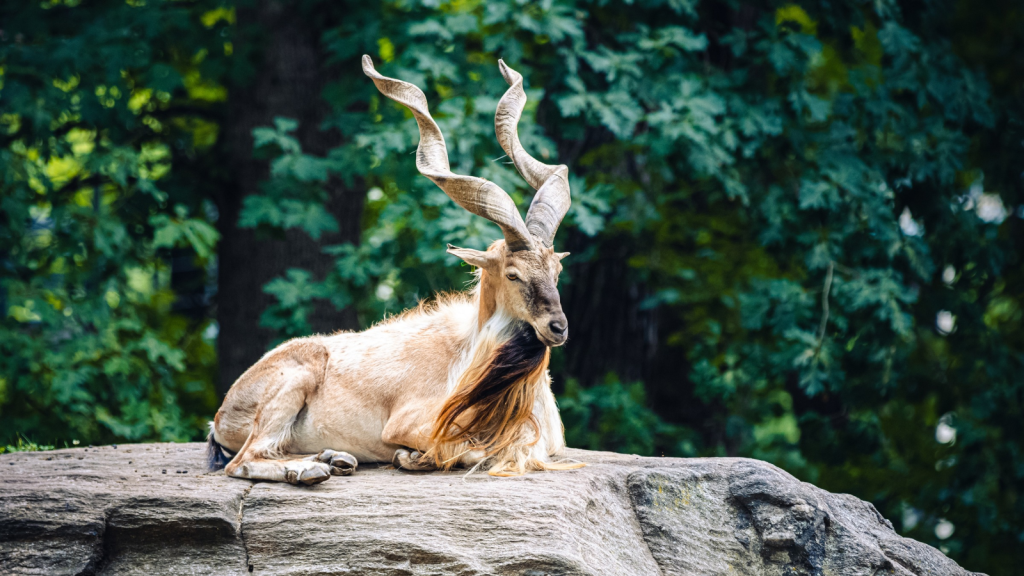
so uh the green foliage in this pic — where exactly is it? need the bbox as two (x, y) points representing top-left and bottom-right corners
(239, 117), (340, 240)
(0, 435), (56, 455)
(0, 0), (226, 445)
(560, 375), (697, 457)
(2, 1), (1022, 573)
(259, 269), (335, 342)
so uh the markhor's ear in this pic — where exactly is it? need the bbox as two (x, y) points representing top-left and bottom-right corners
(447, 244), (498, 269)
(556, 252), (570, 261)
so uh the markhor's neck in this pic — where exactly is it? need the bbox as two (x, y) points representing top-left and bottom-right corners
(475, 267), (499, 330)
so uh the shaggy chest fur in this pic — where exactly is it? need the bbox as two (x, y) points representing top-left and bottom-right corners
(431, 322), (550, 460)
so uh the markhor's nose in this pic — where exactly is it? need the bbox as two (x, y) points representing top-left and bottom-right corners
(549, 319), (567, 335)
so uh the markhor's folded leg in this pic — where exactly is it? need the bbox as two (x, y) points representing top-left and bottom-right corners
(225, 342), (334, 485)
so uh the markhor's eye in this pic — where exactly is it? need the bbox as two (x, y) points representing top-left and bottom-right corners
(506, 273), (519, 281)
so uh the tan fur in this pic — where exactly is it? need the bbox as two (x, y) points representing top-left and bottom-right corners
(212, 240), (582, 483)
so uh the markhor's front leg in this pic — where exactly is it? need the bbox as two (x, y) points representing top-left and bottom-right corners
(382, 404), (443, 471)
(392, 448), (436, 471)
(393, 445), (488, 471)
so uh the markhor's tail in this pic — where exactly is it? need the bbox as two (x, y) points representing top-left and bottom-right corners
(206, 428), (234, 471)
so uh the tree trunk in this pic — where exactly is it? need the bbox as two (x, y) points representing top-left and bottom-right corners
(559, 239), (659, 389)
(216, 1), (363, 396)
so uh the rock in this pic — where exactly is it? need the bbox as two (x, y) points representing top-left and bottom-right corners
(0, 443), (982, 576)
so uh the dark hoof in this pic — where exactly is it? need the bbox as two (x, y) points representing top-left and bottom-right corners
(393, 448), (434, 471)
(317, 449), (358, 476)
(301, 468), (330, 485)
(287, 463), (331, 485)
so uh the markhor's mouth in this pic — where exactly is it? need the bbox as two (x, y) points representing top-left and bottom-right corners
(538, 332), (568, 347)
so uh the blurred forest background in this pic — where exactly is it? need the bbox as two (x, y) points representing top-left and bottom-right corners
(1, 0), (1022, 572)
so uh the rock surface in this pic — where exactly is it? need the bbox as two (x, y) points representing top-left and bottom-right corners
(0, 443), (981, 576)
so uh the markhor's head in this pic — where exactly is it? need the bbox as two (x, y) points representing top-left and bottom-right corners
(449, 241), (569, 347)
(363, 55), (572, 347)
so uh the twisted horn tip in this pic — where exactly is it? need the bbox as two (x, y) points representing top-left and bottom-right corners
(361, 54), (376, 77)
(498, 59), (521, 87)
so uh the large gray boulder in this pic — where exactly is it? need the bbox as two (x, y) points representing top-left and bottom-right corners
(0, 443), (981, 575)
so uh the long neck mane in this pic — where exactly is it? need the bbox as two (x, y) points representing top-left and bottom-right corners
(428, 269), (550, 466)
